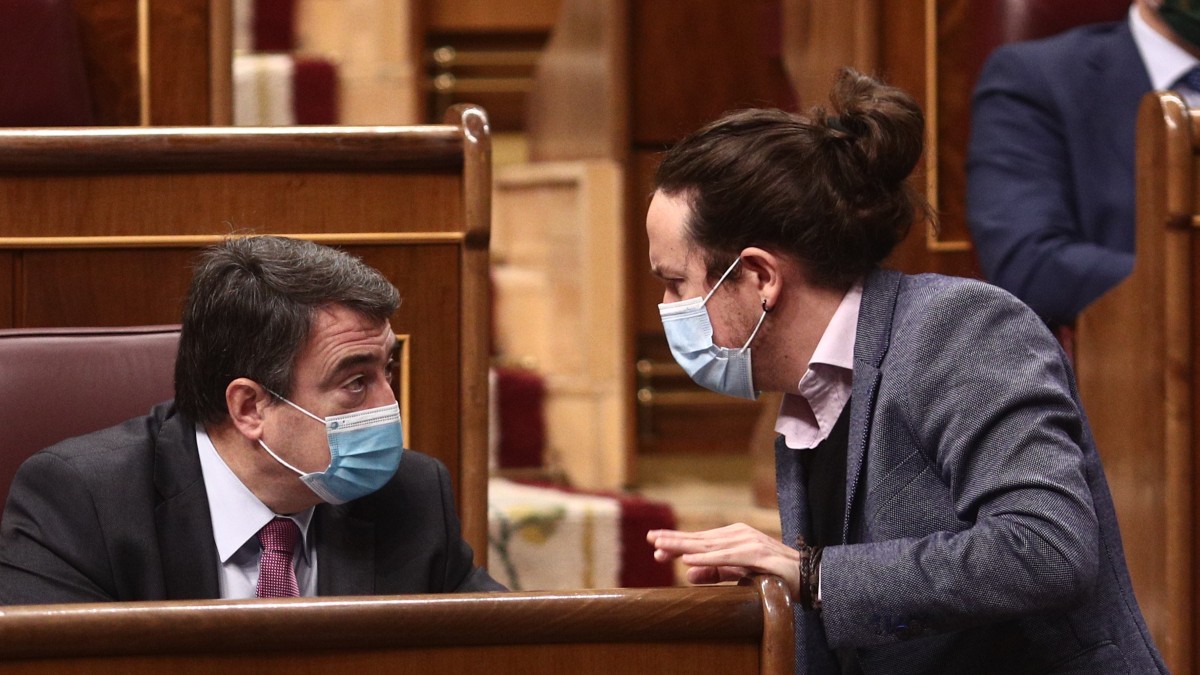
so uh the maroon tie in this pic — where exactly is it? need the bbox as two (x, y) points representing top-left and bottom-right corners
(256, 517), (300, 598)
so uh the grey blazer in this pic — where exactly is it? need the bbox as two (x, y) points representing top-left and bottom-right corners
(777, 270), (1164, 673)
(0, 402), (502, 603)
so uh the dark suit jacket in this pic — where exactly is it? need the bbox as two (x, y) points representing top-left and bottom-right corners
(0, 402), (502, 603)
(966, 21), (1146, 325)
(777, 270), (1164, 673)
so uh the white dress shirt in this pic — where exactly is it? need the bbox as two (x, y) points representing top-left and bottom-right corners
(1130, 4), (1200, 104)
(196, 426), (318, 598)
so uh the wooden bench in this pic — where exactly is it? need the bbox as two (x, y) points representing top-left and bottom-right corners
(0, 576), (794, 675)
(1075, 90), (1200, 673)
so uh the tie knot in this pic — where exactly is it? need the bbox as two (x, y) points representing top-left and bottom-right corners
(258, 517), (299, 554)
(1176, 66), (1200, 94)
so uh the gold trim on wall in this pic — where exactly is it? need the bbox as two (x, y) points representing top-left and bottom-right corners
(922, 0), (971, 253)
(209, 0), (234, 126)
(395, 333), (412, 448)
(138, 0), (151, 126)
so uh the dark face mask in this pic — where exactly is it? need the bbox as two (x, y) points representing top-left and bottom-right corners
(1161, 0), (1200, 50)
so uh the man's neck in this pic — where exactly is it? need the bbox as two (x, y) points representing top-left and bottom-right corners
(757, 280), (847, 393)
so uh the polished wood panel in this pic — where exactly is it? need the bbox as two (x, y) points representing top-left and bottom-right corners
(73, 0), (141, 124)
(630, 1), (795, 146)
(453, 105), (493, 549)
(779, 0), (878, 106)
(0, 127), (467, 171)
(527, 0), (628, 161)
(629, 150), (661, 339)
(426, 0), (563, 33)
(877, 0), (980, 281)
(0, 255), (11, 327)
(0, 172), (461, 236)
(16, 249), (192, 327)
(0, 575), (793, 675)
(1076, 92), (1198, 674)
(147, 0), (215, 125)
(0, 112), (492, 562)
(71, 0), (230, 125)
(492, 160), (630, 488)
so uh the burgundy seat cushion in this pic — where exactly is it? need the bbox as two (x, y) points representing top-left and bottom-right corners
(992, 0), (1132, 43)
(960, 0), (1131, 100)
(0, 0), (94, 125)
(0, 326), (179, 509)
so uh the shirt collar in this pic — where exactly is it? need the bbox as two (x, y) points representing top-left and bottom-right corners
(195, 425), (315, 564)
(774, 281), (862, 449)
(1130, 4), (1200, 91)
(806, 282), (860, 371)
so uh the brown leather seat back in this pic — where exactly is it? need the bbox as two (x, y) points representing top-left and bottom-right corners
(0, 326), (179, 508)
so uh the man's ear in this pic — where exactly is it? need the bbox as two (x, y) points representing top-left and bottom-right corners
(226, 377), (271, 440)
(739, 247), (784, 311)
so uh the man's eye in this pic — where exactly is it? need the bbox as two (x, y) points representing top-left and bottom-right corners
(346, 377), (366, 392)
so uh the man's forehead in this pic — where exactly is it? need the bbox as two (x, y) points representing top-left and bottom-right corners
(302, 308), (393, 359)
(650, 234), (703, 273)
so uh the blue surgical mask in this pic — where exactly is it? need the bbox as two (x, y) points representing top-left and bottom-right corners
(258, 395), (404, 505)
(658, 258), (767, 400)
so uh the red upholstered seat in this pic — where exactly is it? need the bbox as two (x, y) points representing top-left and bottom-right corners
(988, 0), (1132, 44)
(0, 0), (94, 126)
(961, 0), (1131, 106)
(0, 326), (179, 509)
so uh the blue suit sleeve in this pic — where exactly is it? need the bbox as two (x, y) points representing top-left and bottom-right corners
(966, 46), (1134, 324)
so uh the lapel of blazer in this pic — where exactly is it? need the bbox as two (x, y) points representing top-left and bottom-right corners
(843, 269), (902, 543)
(1086, 22), (1152, 172)
(153, 410), (221, 599)
(315, 501), (376, 596)
(774, 434), (809, 548)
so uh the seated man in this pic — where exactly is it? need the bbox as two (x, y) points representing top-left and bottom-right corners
(967, 0), (1200, 327)
(0, 236), (503, 602)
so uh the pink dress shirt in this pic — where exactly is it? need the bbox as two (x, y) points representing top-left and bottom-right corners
(775, 282), (862, 450)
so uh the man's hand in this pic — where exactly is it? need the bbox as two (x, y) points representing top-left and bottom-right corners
(646, 523), (800, 598)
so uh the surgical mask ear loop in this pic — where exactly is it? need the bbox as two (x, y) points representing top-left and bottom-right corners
(257, 386), (328, 476)
(701, 257), (744, 305)
(258, 439), (307, 477)
(264, 387), (327, 425)
(740, 304), (769, 351)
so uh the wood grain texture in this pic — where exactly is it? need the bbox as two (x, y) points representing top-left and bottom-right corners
(0, 577), (793, 675)
(526, 0), (628, 161)
(492, 160), (630, 488)
(446, 105), (491, 560)
(73, 0), (141, 124)
(1076, 92), (1195, 674)
(426, 0), (562, 33)
(147, 0), (213, 125)
(0, 127), (465, 172)
(630, 0), (795, 146)
(877, 0), (981, 280)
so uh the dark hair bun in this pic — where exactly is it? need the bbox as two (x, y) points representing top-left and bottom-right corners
(826, 67), (925, 187)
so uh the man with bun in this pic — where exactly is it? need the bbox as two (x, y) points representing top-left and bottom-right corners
(646, 69), (1164, 673)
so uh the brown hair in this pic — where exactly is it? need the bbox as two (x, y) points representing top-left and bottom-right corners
(174, 236), (400, 426)
(654, 68), (928, 289)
